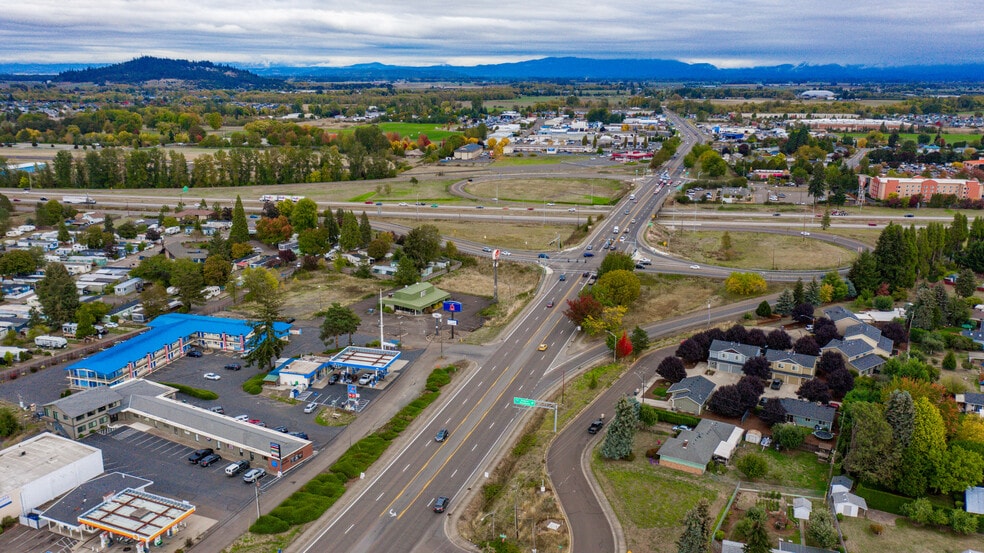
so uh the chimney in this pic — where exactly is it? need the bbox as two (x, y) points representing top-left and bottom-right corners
(682, 440), (689, 448)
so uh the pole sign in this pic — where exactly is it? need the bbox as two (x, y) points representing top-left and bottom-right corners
(347, 384), (359, 400)
(493, 249), (500, 260)
(443, 300), (462, 313)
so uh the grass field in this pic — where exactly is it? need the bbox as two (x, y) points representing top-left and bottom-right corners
(731, 447), (830, 493)
(465, 177), (625, 205)
(492, 154), (592, 166)
(649, 228), (856, 271)
(592, 440), (732, 553)
(838, 513), (982, 553)
(383, 217), (575, 250)
(844, 131), (982, 143)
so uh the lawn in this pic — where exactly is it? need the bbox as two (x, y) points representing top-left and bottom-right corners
(592, 440), (732, 553)
(492, 154), (592, 167)
(844, 132), (982, 144)
(316, 121), (463, 142)
(731, 447), (831, 493)
(648, 228), (857, 271)
(465, 177), (624, 205)
(839, 513), (983, 553)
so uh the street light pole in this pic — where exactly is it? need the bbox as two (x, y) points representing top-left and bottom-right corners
(706, 300), (711, 329)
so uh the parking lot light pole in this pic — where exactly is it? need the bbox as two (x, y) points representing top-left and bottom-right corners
(254, 481), (261, 520)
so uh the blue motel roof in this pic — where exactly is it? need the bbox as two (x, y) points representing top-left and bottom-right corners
(66, 313), (290, 377)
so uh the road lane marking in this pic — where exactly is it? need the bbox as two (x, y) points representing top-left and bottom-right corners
(344, 524), (354, 534)
(376, 492), (384, 501)
(471, 444), (477, 451)
(451, 469), (458, 478)
(403, 464), (410, 472)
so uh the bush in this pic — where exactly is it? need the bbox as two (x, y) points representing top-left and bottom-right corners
(645, 447), (660, 459)
(638, 404), (659, 426)
(869, 522), (884, 535)
(772, 424), (811, 450)
(650, 408), (701, 427)
(249, 515), (290, 534)
(242, 373), (265, 395)
(715, 530), (725, 541)
(736, 452), (768, 479)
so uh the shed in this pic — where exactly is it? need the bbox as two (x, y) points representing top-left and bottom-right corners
(745, 429), (762, 445)
(793, 497), (812, 520)
(966, 486), (984, 514)
(832, 491), (867, 517)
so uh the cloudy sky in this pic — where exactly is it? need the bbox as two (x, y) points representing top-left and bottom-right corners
(1, 1), (980, 68)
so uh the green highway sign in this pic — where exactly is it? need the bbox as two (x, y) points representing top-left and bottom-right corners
(513, 397), (536, 407)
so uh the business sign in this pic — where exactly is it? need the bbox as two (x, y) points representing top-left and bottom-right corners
(443, 300), (462, 313)
(493, 249), (500, 260)
(347, 384), (359, 400)
(513, 397), (536, 407)
(270, 441), (281, 459)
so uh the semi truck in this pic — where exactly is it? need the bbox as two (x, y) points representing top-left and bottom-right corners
(63, 195), (96, 205)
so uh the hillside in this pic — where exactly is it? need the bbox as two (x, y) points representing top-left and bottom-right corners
(56, 56), (280, 89)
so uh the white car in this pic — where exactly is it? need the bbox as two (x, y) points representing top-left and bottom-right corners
(501, 251), (511, 256)
(689, 264), (701, 269)
(204, 373), (221, 381)
(800, 231), (811, 236)
(398, 202), (408, 206)
(104, 322), (119, 328)
(303, 403), (318, 414)
(358, 374), (373, 385)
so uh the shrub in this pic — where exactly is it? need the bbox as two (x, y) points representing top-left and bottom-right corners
(249, 515), (290, 534)
(638, 404), (659, 426)
(715, 530), (725, 541)
(511, 433), (537, 457)
(645, 447), (660, 459)
(160, 382), (218, 401)
(736, 452), (768, 479)
(869, 522), (884, 535)
(650, 408), (700, 427)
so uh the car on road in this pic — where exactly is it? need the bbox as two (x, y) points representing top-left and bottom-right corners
(867, 222), (877, 226)
(199, 453), (222, 467)
(538, 253), (549, 259)
(624, 209), (630, 214)
(242, 468), (266, 483)
(435, 428), (449, 442)
(547, 202), (555, 206)
(187, 349), (203, 358)
(304, 402), (319, 414)
(223, 363), (241, 371)
(559, 274), (566, 281)
(188, 448), (214, 464)
(327, 373), (340, 385)
(475, 205), (484, 209)
(482, 247), (492, 252)
(800, 231), (811, 236)
(430, 203), (439, 208)
(568, 207), (576, 213)
(583, 251), (594, 257)
(364, 200), (374, 204)
(375, 202), (383, 206)
(433, 496), (449, 513)
(772, 212), (781, 216)
(545, 300), (554, 308)
(398, 202), (408, 206)
(582, 271), (590, 278)
(635, 263), (645, 269)
(587, 419), (604, 434)
(586, 244), (593, 250)
(225, 460), (250, 476)
(537, 343), (548, 351)
(358, 373), (373, 385)
(672, 425), (692, 432)
(501, 251), (511, 256)
(904, 213), (914, 217)
(689, 264), (701, 269)
(630, 218), (636, 224)
(203, 372), (221, 381)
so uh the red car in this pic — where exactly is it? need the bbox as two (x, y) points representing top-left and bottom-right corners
(364, 200), (374, 204)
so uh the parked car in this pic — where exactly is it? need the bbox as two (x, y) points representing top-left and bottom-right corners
(327, 373), (340, 385)
(242, 468), (267, 483)
(358, 373), (373, 386)
(199, 453), (222, 467)
(587, 419), (604, 434)
(672, 425), (692, 432)
(273, 425), (289, 433)
(225, 460), (250, 476)
(203, 372), (221, 381)
(224, 363), (241, 371)
(209, 406), (225, 414)
(188, 448), (214, 464)
(304, 403), (318, 414)
(433, 496), (449, 513)
(234, 414), (249, 422)
(435, 428), (449, 442)
(289, 431), (309, 440)
(770, 379), (783, 390)
(187, 349), (203, 358)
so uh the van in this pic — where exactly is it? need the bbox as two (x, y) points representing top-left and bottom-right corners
(629, 194), (636, 200)
(225, 460), (250, 476)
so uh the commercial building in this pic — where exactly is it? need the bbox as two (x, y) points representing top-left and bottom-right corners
(64, 313), (291, 389)
(0, 433), (104, 519)
(860, 175), (983, 202)
(381, 282), (451, 315)
(453, 143), (483, 160)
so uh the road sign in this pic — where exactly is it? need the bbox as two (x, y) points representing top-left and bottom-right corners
(443, 300), (462, 313)
(493, 249), (500, 260)
(446, 319), (458, 326)
(513, 397), (536, 407)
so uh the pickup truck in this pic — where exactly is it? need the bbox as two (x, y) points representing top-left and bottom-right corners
(587, 419), (604, 434)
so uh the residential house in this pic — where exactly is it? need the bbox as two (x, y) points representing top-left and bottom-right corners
(708, 340), (762, 374)
(779, 398), (836, 432)
(955, 392), (984, 415)
(666, 376), (715, 415)
(822, 305), (861, 334)
(820, 320), (892, 376)
(765, 350), (818, 387)
(777, 543), (839, 553)
(656, 419), (743, 475)
(830, 475), (853, 495)
(793, 497), (812, 520)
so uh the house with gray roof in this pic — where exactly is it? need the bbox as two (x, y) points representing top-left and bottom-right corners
(823, 305), (860, 333)
(793, 497), (812, 520)
(708, 340), (762, 374)
(667, 376), (716, 415)
(657, 419), (743, 475)
(956, 392), (984, 416)
(821, 334), (889, 376)
(765, 349), (818, 387)
(830, 475), (853, 494)
(832, 491), (868, 517)
(779, 398), (836, 432)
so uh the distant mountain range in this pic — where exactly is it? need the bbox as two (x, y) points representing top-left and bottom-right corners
(2, 56), (984, 84)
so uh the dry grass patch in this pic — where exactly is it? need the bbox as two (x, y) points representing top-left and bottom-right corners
(386, 217), (578, 251)
(838, 512), (983, 553)
(623, 274), (719, 329)
(649, 228), (855, 270)
(466, 177), (626, 204)
(229, 271), (381, 321)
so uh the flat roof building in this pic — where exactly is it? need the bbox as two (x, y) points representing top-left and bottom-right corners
(381, 282), (451, 315)
(860, 174), (982, 202)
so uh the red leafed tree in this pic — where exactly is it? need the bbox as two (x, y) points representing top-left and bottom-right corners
(616, 331), (633, 359)
(564, 295), (603, 325)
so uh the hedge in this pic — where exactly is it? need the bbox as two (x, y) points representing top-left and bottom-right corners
(855, 484), (911, 515)
(160, 382), (218, 401)
(650, 407), (700, 427)
(250, 364), (458, 534)
(242, 373), (265, 395)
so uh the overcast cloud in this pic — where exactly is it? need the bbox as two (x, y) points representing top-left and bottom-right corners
(1, 1), (980, 68)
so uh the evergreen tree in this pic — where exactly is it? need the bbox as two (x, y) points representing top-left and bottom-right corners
(848, 250), (881, 295)
(805, 278), (821, 306)
(359, 211), (372, 247)
(242, 268), (287, 371)
(171, 259), (205, 311)
(898, 396), (946, 497)
(774, 289), (795, 316)
(955, 268), (977, 298)
(807, 507), (838, 549)
(874, 222), (917, 291)
(57, 220), (71, 243)
(35, 263), (79, 326)
(885, 390), (915, 450)
(600, 396), (639, 460)
(792, 278), (805, 305)
(629, 326), (649, 356)
(324, 209), (340, 246)
(393, 256), (420, 286)
(229, 195), (249, 244)
(339, 211), (361, 251)
(742, 509), (771, 553)
(676, 499), (711, 553)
